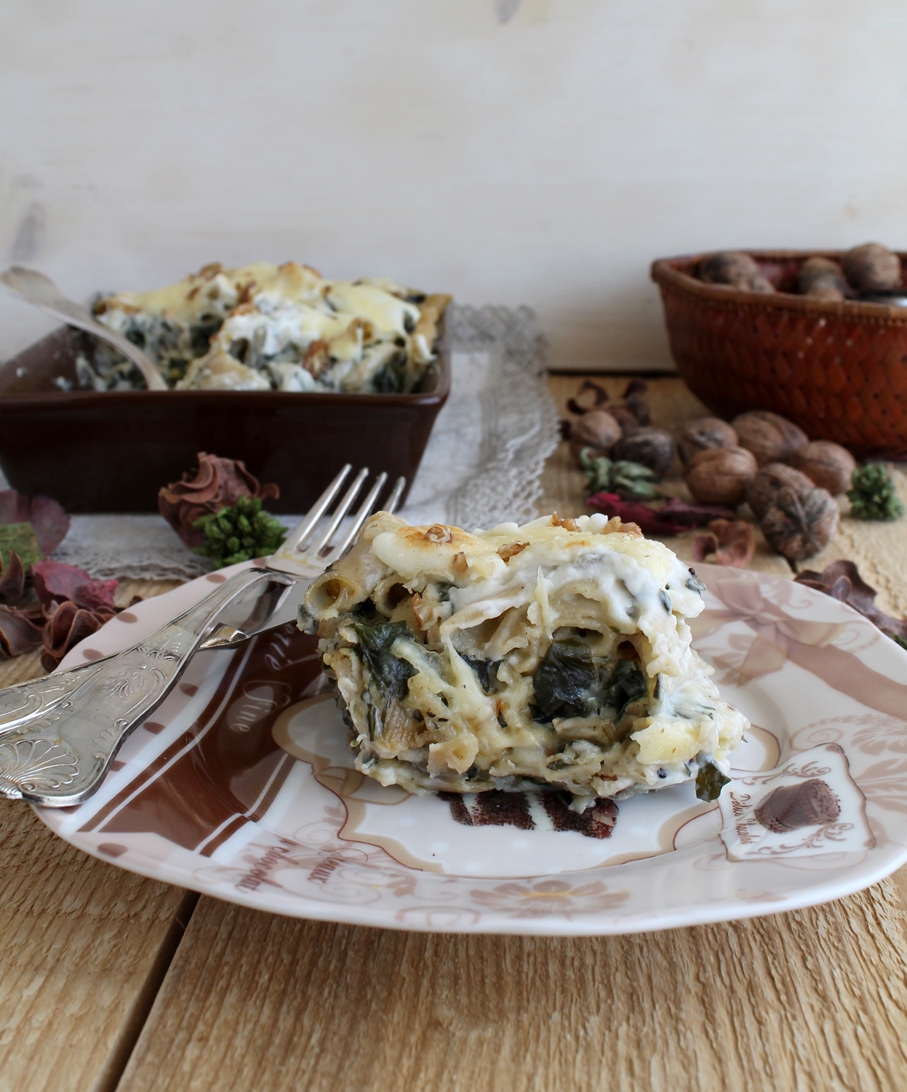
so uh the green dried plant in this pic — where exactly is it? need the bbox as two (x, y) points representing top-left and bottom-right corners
(193, 496), (286, 567)
(578, 448), (660, 500)
(847, 464), (905, 521)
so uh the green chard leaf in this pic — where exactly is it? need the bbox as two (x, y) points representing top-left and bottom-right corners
(695, 762), (730, 802)
(353, 619), (418, 700)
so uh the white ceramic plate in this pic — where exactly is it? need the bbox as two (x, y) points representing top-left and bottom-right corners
(35, 562), (907, 935)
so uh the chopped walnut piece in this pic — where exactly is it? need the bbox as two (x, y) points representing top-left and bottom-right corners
(497, 542), (529, 562)
(303, 340), (330, 377)
(452, 551), (468, 573)
(237, 280), (257, 305)
(551, 513), (579, 531)
(424, 524), (453, 544)
(615, 519), (643, 536)
(197, 262), (223, 280)
(411, 591), (428, 629)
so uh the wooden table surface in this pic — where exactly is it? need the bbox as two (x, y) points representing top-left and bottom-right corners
(3, 376), (907, 1092)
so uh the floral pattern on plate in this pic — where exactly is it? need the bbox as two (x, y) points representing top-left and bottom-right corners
(34, 561), (907, 935)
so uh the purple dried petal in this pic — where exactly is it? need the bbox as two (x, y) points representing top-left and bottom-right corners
(31, 560), (118, 611)
(0, 605), (45, 657)
(0, 490), (31, 527)
(0, 553), (26, 602)
(29, 496), (71, 556)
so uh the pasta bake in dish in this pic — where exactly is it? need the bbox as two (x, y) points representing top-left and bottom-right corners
(87, 262), (450, 393)
(299, 512), (747, 810)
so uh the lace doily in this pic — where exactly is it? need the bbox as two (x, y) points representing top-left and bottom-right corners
(49, 305), (560, 582)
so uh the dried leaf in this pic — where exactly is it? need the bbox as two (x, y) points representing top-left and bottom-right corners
(0, 490), (69, 556)
(0, 605), (45, 657)
(28, 496), (71, 556)
(566, 380), (609, 416)
(587, 493), (737, 536)
(691, 519), (756, 568)
(41, 599), (115, 671)
(794, 560), (907, 642)
(0, 553), (26, 602)
(159, 452), (280, 549)
(31, 560), (118, 611)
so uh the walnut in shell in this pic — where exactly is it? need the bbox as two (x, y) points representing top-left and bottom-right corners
(761, 486), (839, 561)
(732, 411), (808, 466)
(697, 251), (775, 294)
(684, 446), (758, 507)
(798, 257), (849, 301)
(842, 243), (902, 293)
(746, 462), (815, 520)
(678, 416), (739, 465)
(568, 409), (623, 459)
(787, 441), (856, 495)
(612, 426), (675, 478)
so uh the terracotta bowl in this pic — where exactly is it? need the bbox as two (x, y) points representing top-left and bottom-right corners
(0, 320), (450, 513)
(651, 250), (907, 458)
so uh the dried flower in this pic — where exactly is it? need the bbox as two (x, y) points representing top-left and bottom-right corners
(0, 553), (26, 603)
(691, 520), (756, 568)
(761, 486), (839, 561)
(587, 494), (736, 536)
(847, 464), (905, 521)
(612, 426), (675, 478)
(0, 491), (69, 557)
(578, 450), (660, 500)
(41, 599), (117, 671)
(0, 559), (131, 669)
(794, 559), (907, 645)
(684, 446), (758, 506)
(787, 441), (856, 496)
(193, 495), (286, 567)
(31, 560), (118, 612)
(159, 452), (280, 548)
(678, 417), (739, 465)
(0, 605), (45, 658)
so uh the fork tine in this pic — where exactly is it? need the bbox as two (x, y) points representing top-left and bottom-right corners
(285, 464), (351, 553)
(384, 475), (406, 515)
(311, 466), (370, 557)
(331, 471), (394, 558)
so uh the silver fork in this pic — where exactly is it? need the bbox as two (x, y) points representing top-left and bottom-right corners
(0, 466), (404, 807)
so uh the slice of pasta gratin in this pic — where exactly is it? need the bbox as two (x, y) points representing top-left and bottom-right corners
(298, 512), (747, 810)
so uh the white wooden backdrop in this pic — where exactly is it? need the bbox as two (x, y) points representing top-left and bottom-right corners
(2, 0), (906, 371)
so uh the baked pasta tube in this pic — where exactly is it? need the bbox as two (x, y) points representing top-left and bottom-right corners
(299, 512), (747, 809)
(89, 262), (449, 393)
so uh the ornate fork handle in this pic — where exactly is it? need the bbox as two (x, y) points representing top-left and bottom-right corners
(0, 567), (293, 807)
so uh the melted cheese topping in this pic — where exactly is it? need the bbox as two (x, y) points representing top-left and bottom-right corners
(91, 262), (449, 394)
(300, 512), (748, 808)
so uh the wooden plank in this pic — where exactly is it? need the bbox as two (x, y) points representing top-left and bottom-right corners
(0, 579), (192, 1092)
(118, 881), (907, 1092)
(0, 803), (195, 1092)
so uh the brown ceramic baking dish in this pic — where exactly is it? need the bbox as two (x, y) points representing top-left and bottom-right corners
(0, 317), (451, 513)
(652, 250), (907, 458)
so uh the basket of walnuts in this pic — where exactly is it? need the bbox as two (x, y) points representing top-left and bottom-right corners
(651, 244), (907, 459)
